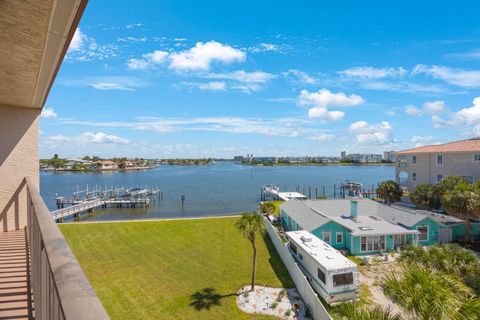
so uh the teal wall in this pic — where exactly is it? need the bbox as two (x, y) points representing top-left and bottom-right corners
(452, 223), (480, 240)
(311, 221), (348, 250)
(412, 218), (440, 246)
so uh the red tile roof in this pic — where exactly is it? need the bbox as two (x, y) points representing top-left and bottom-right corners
(397, 138), (480, 154)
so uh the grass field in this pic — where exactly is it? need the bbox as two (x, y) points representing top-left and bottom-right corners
(59, 217), (294, 320)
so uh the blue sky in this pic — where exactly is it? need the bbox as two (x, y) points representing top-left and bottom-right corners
(41, 0), (480, 159)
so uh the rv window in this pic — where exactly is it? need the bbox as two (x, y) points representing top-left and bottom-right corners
(299, 253), (303, 261)
(289, 243), (298, 255)
(333, 273), (353, 287)
(317, 268), (326, 284)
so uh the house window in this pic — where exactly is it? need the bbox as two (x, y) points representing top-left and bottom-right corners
(289, 243), (298, 255)
(336, 232), (343, 244)
(437, 174), (443, 182)
(333, 273), (353, 287)
(322, 231), (331, 243)
(417, 226), (429, 241)
(474, 154), (480, 162)
(317, 268), (326, 284)
(460, 176), (474, 184)
(412, 155), (417, 164)
(437, 155), (443, 165)
(360, 235), (386, 252)
(412, 172), (417, 181)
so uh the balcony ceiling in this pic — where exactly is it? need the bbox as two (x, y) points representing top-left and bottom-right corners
(0, 0), (86, 109)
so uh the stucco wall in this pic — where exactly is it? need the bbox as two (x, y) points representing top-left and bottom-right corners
(396, 152), (480, 191)
(0, 105), (39, 231)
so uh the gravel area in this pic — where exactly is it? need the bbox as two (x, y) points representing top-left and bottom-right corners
(237, 286), (310, 319)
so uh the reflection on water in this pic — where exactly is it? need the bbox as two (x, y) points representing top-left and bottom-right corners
(40, 162), (394, 221)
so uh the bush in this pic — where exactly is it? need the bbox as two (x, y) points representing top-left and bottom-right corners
(270, 302), (278, 309)
(383, 264), (480, 320)
(332, 303), (402, 320)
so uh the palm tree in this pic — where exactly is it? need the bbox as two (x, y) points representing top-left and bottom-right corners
(333, 303), (402, 320)
(411, 183), (440, 209)
(434, 176), (467, 197)
(376, 180), (403, 205)
(441, 183), (480, 242)
(236, 212), (265, 291)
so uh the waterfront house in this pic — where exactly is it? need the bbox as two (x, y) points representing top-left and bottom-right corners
(395, 137), (480, 191)
(280, 198), (480, 255)
(93, 160), (118, 170)
(0, 1), (109, 319)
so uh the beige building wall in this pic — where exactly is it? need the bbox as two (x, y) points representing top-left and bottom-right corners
(0, 105), (40, 231)
(396, 152), (480, 191)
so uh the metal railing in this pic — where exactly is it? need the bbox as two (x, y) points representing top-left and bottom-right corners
(26, 177), (110, 320)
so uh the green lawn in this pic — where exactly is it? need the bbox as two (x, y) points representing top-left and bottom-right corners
(59, 217), (294, 320)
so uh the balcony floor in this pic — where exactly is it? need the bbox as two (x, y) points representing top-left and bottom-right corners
(0, 230), (33, 320)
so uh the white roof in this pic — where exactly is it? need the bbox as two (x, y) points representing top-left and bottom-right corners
(286, 230), (356, 271)
(278, 192), (307, 201)
(331, 215), (419, 236)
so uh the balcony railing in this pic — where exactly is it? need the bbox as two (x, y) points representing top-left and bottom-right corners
(25, 177), (110, 320)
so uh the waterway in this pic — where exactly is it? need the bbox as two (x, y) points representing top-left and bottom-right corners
(40, 162), (394, 221)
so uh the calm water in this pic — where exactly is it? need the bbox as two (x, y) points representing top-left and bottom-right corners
(40, 162), (394, 221)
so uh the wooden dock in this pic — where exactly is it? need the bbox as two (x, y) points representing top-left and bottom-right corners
(52, 186), (160, 222)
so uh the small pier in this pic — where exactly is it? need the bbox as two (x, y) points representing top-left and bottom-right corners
(52, 186), (160, 222)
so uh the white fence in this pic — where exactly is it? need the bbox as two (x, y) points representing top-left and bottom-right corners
(265, 218), (332, 320)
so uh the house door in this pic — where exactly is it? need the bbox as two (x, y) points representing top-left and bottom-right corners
(439, 228), (451, 243)
(394, 234), (406, 248)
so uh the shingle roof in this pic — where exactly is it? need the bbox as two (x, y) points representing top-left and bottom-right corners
(280, 199), (330, 231)
(281, 198), (429, 230)
(397, 137), (480, 154)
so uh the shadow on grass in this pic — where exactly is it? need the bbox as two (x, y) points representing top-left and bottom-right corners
(262, 231), (295, 288)
(189, 287), (238, 311)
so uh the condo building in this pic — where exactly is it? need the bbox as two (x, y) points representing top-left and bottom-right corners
(395, 138), (480, 191)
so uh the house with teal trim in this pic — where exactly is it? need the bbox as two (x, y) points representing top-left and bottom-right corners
(280, 198), (480, 255)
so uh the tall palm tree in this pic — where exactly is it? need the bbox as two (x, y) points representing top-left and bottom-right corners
(411, 183), (440, 210)
(236, 212), (265, 291)
(441, 183), (480, 242)
(376, 180), (403, 205)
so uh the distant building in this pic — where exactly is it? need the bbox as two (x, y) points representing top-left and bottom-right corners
(345, 153), (383, 163)
(340, 151), (347, 160)
(253, 156), (277, 163)
(383, 151), (397, 162)
(233, 156), (244, 162)
(396, 138), (480, 191)
(92, 160), (118, 170)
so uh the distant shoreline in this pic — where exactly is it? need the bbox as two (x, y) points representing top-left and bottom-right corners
(238, 162), (395, 167)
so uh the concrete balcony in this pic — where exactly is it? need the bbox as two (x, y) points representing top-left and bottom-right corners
(0, 178), (110, 319)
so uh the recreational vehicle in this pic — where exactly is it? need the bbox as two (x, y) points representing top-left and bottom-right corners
(286, 230), (359, 304)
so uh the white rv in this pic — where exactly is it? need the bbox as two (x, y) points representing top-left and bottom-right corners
(285, 230), (359, 304)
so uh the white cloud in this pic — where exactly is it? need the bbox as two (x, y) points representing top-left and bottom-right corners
(405, 105), (422, 116)
(423, 100), (446, 114)
(282, 69), (318, 85)
(298, 89), (364, 121)
(432, 97), (480, 128)
(339, 66), (407, 79)
(126, 23), (143, 29)
(405, 100), (446, 116)
(414, 64), (480, 87)
(127, 50), (169, 70)
(41, 108), (58, 119)
(410, 135), (435, 147)
(307, 133), (335, 141)
(207, 70), (275, 83)
(46, 132), (130, 145)
(66, 29), (118, 62)
(474, 124), (480, 136)
(178, 81), (227, 91)
(69, 28), (85, 51)
(445, 49), (480, 60)
(198, 81), (226, 91)
(349, 121), (393, 145)
(169, 41), (245, 71)
(117, 37), (147, 43)
(62, 76), (145, 91)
